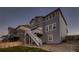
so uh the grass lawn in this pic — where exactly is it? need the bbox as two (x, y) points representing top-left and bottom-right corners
(0, 46), (48, 52)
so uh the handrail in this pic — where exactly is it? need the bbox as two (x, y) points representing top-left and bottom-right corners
(17, 26), (42, 46)
(30, 33), (39, 43)
(28, 31), (42, 46)
(28, 32), (40, 46)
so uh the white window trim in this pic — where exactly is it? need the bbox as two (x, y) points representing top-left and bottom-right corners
(52, 23), (56, 30)
(48, 34), (53, 41)
(48, 24), (52, 31)
(45, 25), (49, 32)
(45, 23), (56, 32)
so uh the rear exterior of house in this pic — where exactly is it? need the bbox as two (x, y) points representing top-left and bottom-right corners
(43, 8), (68, 44)
(29, 8), (68, 44)
(7, 8), (68, 46)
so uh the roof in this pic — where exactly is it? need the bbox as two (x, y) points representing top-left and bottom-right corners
(30, 8), (67, 26)
(45, 8), (67, 25)
(30, 16), (44, 24)
(57, 8), (67, 25)
(16, 24), (31, 30)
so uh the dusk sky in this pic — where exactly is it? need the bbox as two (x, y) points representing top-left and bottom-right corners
(0, 7), (79, 36)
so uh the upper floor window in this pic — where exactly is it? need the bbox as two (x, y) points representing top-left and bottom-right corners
(43, 18), (45, 22)
(45, 23), (56, 32)
(52, 23), (56, 30)
(45, 25), (49, 32)
(53, 12), (58, 18)
(31, 20), (36, 25)
(49, 15), (51, 19)
(53, 13), (55, 18)
(47, 16), (49, 21)
(45, 17), (47, 22)
(46, 14), (53, 20)
(49, 24), (52, 31)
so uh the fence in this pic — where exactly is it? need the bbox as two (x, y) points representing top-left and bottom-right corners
(0, 41), (23, 48)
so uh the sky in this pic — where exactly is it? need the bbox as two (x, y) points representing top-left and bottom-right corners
(0, 7), (79, 36)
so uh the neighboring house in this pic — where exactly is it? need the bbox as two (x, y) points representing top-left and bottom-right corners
(0, 35), (8, 41)
(8, 27), (17, 36)
(15, 24), (31, 42)
(1, 35), (11, 42)
(8, 24), (30, 40)
(65, 35), (79, 40)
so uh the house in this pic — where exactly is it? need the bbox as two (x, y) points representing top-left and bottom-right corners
(8, 27), (17, 36)
(8, 25), (30, 41)
(15, 24), (31, 42)
(30, 8), (68, 44)
(7, 8), (68, 46)
(43, 8), (68, 44)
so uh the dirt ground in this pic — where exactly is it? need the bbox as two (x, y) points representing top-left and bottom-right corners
(27, 39), (79, 52)
(0, 39), (79, 52)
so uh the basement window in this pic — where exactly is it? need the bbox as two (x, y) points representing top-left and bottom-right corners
(48, 34), (53, 40)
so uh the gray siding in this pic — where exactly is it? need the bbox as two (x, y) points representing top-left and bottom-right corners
(29, 8), (68, 44)
(30, 17), (44, 29)
(43, 12), (61, 44)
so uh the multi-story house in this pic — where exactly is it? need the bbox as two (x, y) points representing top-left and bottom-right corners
(30, 8), (68, 44)
(43, 8), (68, 44)
(7, 8), (68, 46)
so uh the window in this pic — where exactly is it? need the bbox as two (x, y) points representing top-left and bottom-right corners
(31, 20), (35, 25)
(47, 15), (52, 21)
(47, 17), (49, 21)
(43, 18), (45, 22)
(49, 15), (51, 19)
(45, 17), (46, 21)
(52, 23), (56, 30)
(49, 24), (52, 31)
(45, 17), (48, 21)
(55, 12), (58, 16)
(53, 13), (55, 17)
(45, 25), (48, 32)
(53, 26), (56, 29)
(51, 14), (53, 19)
(48, 34), (53, 40)
(45, 23), (56, 32)
(46, 16), (50, 21)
